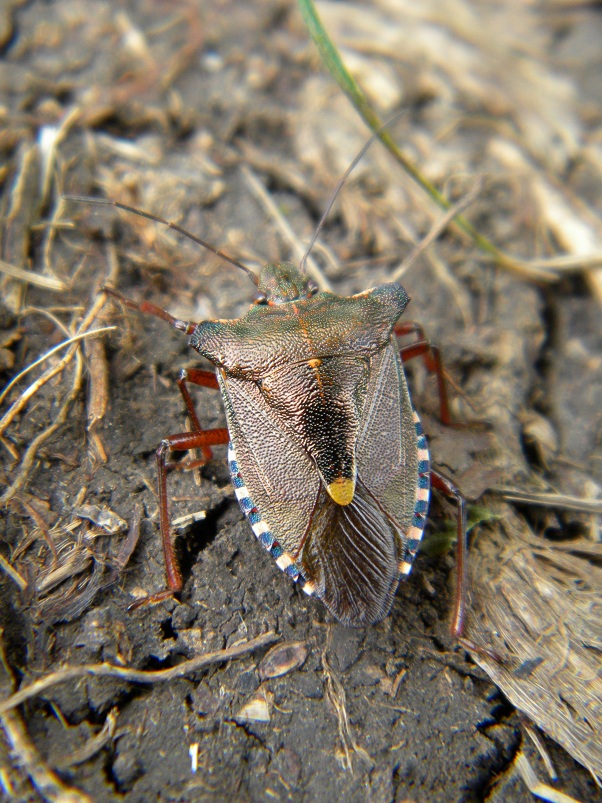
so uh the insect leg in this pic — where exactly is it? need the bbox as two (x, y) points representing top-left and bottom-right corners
(103, 287), (229, 603)
(396, 324), (452, 425)
(429, 469), (467, 639)
(155, 428), (229, 595)
(430, 469), (502, 661)
(175, 368), (221, 463)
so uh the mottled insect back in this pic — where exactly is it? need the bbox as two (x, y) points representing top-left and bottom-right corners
(70, 168), (475, 634)
(190, 264), (431, 626)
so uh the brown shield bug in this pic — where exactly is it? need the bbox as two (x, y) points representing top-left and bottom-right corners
(65, 129), (476, 642)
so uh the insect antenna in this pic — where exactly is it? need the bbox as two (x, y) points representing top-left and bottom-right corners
(299, 111), (406, 275)
(63, 195), (259, 286)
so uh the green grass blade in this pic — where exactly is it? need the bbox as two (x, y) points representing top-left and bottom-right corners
(297, 0), (519, 271)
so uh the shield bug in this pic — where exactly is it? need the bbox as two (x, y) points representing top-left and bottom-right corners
(66, 129), (475, 641)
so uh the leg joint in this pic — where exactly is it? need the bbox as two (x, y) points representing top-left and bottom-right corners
(156, 439), (171, 461)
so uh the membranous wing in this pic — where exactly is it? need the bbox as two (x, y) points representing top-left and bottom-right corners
(301, 479), (400, 625)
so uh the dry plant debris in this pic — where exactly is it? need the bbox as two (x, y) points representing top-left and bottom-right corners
(466, 508), (602, 783)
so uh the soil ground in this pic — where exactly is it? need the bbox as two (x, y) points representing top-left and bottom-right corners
(0, 1), (601, 801)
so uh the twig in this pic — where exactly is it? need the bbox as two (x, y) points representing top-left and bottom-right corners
(85, 243), (120, 429)
(0, 629), (90, 802)
(2, 708), (91, 803)
(0, 349), (84, 506)
(85, 332), (109, 428)
(0, 631), (279, 715)
(0, 326), (114, 417)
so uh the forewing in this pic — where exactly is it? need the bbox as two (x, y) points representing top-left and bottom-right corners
(219, 372), (320, 556)
(357, 342), (419, 529)
(221, 367), (403, 625)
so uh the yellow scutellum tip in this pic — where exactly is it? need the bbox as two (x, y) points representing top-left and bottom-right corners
(327, 478), (355, 506)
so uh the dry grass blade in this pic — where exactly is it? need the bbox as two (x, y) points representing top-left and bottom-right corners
(523, 719), (559, 781)
(0, 258), (66, 291)
(297, 0), (530, 276)
(466, 510), (602, 783)
(0, 554), (27, 591)
(56, 708), (118, 769)
(0, 349), (85, 506)
(495, 488), (602, 515)
(11, 494), (59, 562)
(0, 292), (116, 505)
(528, 254), (602, 273)
(322, 641), (373, 772)
(491, 139), (602, 305)
(515, 751), (583, 803)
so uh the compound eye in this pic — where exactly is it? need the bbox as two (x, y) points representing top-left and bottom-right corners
(253, 290), (268, 304)
(307, 279), (319, 296)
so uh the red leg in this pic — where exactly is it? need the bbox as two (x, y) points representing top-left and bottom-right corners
(105, 288), (230, 604)
(396, 321), (452, 425)
(128, 425), (230, 609)
(396, 323), (488, 429)
(148, 370), (227, 601)
(399, 324), (497, 658)
(156, 428), (229, 594)
(395, 322), (426, 339)
(176, 368), (220, 461)
(431, 469), (501, 662)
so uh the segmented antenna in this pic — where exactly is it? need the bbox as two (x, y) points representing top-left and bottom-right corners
(63, 195), (259, 286)
(299, 112), (406, 275)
